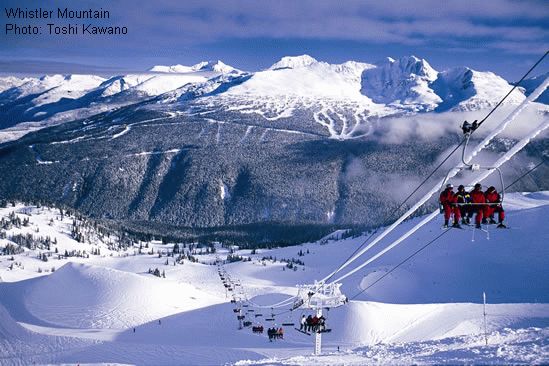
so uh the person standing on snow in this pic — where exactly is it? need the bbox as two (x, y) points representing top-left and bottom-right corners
(439, 184), (461, 228)
(484, 186), (506, 228)
(300, 315), (307, 331)
(470, 183), (486, 229)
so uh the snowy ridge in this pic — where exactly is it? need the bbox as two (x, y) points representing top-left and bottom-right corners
(150, 64), (195, 73)
(150, 60), (241, 74)
(269, 55), (319, 70)
(361, 55), (441, 111)
(1, 54), (543, 143)
(433, 67), (525, 111)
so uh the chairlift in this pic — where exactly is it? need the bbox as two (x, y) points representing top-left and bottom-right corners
(440, 121), (506, 204)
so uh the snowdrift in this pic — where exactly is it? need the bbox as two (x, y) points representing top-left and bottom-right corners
(0, 303), (28, 341)
(23, 262), (222, 329)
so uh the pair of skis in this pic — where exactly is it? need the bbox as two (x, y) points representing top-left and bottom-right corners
(294, 328), (332, 336)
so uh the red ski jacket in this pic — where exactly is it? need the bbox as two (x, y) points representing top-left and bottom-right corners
(485, 191), (502, 205)
(439, 189), (457, 205)
(470, 189), (486, 204)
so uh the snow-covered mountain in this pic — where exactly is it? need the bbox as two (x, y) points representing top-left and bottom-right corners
(0, 75), (33, 93)
(360, 56), (441, 111)
(269, 54), (320, 70)
(0, 55), (547, 232)
(150, 60), (241, 74)
(0, 61), (240, 134)
(360, 56), (525, 112)
(224, 56), (375, 99)
(0, 55), (542, 142)
(432, 67), (525, 111)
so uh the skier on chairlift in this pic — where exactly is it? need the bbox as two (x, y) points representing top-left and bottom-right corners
(461, 120), (478, 135)
(484, 186), (506, 228)
(470, 183), (486, 229)
(439, 183), (461, 228)
(456, 185), (472, 225)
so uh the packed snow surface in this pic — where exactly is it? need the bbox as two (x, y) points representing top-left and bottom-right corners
(0, 192), (548, 365)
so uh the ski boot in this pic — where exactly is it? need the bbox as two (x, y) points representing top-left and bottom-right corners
(488, 217), (497, 225)
(452, 222), (462, 229)
(497, 222), (507, 229)
(475, 223), (482, 229)
(481, 218), (488, 225)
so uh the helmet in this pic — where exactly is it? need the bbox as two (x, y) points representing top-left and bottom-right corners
(446, 183), (454, 189)
(474, 183), (482, 189)
(488, 186), (496, 192)
(458, 185), (465, 190)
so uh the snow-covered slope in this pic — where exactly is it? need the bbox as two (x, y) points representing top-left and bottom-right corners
(129, 73), (208, 95)
(23, 262), (222, 329)
(225, 59), (374, 99)
(432, 67), (525, 111)
(0, 76), (33, 93)
(0, 192), (548, 365)
(1, 74), (106, 104)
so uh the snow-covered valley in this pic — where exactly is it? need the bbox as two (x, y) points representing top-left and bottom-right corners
(0, 191), (548, 365)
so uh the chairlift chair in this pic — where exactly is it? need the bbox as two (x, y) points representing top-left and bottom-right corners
(440, 124), (506, 210)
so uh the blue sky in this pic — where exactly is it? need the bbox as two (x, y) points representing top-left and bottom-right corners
(1, 0), (548, 80)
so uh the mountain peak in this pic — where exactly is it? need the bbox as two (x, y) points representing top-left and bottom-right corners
(269, 55), (318, 70)
(149, 64), (194, 73)
(191, 60), (239, 73)
(149, 60), (239, 74)
(360, 55), (441, 110)
(383, 55), (438, 79)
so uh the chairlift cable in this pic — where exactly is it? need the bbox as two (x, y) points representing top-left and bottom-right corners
(347, 149), (548, 301)
(349, 228), (452, 300)
(330, 117), (549, 285)
(506, 160), (547, 190)
(476, 50), (548, 129)
(322, 67), (549, 284)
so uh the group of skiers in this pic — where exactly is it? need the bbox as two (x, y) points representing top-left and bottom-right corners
(439, 183), (506, 229)
(267, 327), (284, 341)
(252, 325), (264, 334)
(300, 314), (326, 333)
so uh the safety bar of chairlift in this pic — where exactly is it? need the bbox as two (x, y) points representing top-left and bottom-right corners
(440, 165), (505, 202)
